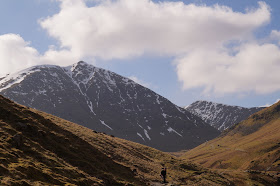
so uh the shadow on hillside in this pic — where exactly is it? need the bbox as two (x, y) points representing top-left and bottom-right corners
(0, 96), (142, 185)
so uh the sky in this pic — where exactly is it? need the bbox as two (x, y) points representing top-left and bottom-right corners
(0, 0), (280, 107)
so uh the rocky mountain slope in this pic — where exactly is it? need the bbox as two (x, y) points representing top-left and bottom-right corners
(0, 61), (219, 151)
(1, 95), (259, 185)
(183, 100), (280, 177)
(185, 101), (264, 131)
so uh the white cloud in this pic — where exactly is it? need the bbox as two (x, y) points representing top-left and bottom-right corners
(0, 34), (84, 76)
(38, 0), (278, 95)
(270, 30), (280, 44)
(0, 34), (39, 76)
(129, 76), (154, 89)
(40, 47), (82, 66)
(2, 0), (279, 96)
(40, 0), (270, 59)
(176, 42), (280, 95)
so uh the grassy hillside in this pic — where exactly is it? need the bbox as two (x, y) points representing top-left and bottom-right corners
(183, 101), (280, 177)
(36, 103), (237, 185)
(0, 95), (144, 185)
(0, 95), (277, 185)
(0, 95), (240, 185)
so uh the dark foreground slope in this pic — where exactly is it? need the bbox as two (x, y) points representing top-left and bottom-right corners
(0, 95), (274, 185)
(0, 95), (142, 185)
(0, 61), (219, 151)
(184, 101), (280, 174)
(0, 95), (238, 185)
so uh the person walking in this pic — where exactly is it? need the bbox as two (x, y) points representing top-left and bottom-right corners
(160, 167), (167, 183)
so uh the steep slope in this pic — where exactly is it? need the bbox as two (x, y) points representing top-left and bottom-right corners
(0, 95), (142, 185)
(0, 95), (250, 185)
(183, 101), (280, 175)
(0, 61), (219, 151)
(186, 100), (264, 131)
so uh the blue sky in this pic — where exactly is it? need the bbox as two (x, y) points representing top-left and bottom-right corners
(0, 0), (280, 107)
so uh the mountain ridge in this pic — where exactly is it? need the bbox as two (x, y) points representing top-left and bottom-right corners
(183, 100), (280, 175)
(0, 61), (220, 151)
(185, 100), (264, 131)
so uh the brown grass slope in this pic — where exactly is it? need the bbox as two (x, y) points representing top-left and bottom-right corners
(183, 101), (280, 174)
(0, 95), (144, 185)
(0, 95), (243, 185)
(36, 105), (237, 185)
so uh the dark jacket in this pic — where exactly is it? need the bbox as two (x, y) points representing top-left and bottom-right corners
(161, 169), (166, 176)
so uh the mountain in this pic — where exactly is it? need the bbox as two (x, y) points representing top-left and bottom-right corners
(185, 100), (264, 131)
(183, 100), (280, 177)
(0, 95), (253, 185)
(0, 61), (219, 151)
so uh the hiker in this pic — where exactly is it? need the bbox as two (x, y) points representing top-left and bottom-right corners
(161, 167), (167, 183)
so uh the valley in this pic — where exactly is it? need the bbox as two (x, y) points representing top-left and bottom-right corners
(1, 0), (280, 185)
(0, 94), (279, 185)
(0, 62), (279, 185)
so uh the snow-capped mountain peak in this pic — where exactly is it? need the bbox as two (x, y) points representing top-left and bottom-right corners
(186, 100), (264, 131)
(0, 62), (220, 151)
(0, 66), (44, 92)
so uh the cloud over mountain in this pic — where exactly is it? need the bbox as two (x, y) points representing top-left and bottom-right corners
(1, 0), (280, 95)
(40, 0), (270, 59)
(176, 42), (280, 94)
(0, 34), (82, 76)
(0, 34), (39, 75)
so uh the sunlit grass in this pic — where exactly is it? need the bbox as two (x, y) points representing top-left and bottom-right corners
(1, 95), (278, 185)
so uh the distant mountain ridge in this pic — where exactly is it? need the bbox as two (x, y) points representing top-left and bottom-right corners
(0, 61), (219, 151)
(185, 100), (264, 131)
(183, 100), (280, 174)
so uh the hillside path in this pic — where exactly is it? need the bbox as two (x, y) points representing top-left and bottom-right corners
(149, 182), (177, 186)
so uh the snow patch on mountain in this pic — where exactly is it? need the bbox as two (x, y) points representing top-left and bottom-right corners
(99, 120), (113, 130)
(144, 129), (151, 140)
(167, 127), (183, 137)
(137, 133), (145, 141)
(156, 95), (161, 104)
(0, 67), (41, 92)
